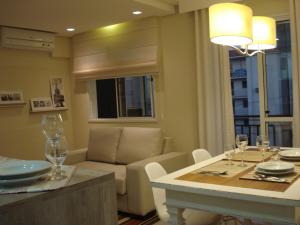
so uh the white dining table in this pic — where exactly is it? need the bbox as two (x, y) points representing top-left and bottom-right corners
(151, 153), (300, 225)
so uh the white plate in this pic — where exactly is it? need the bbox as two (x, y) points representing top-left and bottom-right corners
(256, 161), (295, 172)
(0, 173), (48, 186)
(279, 149), (300, 158)
(255, 167), (294, 175)
(0, 160), (51, 179)
(280, 156), (300, 161)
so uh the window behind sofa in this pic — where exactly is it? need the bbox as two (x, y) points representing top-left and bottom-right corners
(89, 75), (155, 119)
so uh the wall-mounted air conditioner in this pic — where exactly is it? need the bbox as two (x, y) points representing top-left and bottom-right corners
(1, 27), (55, 52)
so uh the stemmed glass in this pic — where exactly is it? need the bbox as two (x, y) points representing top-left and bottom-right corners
(256, 135), (270, 162)
(41, 114), (63, 141)
(236, 134), (248, 167)
(45, 136), (69, 180)
(224, 144), (235, 165)
(41, 114), (67, 180)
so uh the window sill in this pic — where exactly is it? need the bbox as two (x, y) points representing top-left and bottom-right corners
(88, 117), (158, 123)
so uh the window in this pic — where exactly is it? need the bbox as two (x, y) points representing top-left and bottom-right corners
(242, 80), (247, 88)
(230, 20), (293, 146)
(93, 75), (155, 119)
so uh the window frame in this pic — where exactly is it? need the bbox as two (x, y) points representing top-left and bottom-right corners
(88, 74), (158, 123)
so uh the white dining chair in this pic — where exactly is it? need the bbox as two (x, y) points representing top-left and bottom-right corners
(192, 149), (212, 164)
(145, 162), (220, 225)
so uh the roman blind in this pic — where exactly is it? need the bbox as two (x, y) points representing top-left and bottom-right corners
(72, 18), (159, 80)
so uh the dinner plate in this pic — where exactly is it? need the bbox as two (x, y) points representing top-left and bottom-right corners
(280, 156), (300, 161)
(0, 173), (49, 187)
(256, 161), (295, 172)
(0, 160), (51, 179)
(279, 149), (300, 158)
(255, 167), (294, 175)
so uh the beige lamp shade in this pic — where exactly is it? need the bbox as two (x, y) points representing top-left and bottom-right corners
(209, 3), (253, 46)
(246, 16), (277, 50)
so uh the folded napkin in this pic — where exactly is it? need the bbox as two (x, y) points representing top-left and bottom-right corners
(0, 165), (76, 194)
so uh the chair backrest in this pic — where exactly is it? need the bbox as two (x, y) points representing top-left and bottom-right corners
(145, 162), (169, 222)
(192, 148), (212, 164)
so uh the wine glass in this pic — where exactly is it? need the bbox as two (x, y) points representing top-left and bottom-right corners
(256, 135), (270, 162)
(41, 114), (64, 141)
(224, 144), (235, 165)
(236, 134), (248, 167)
(45, 136), (69, 180)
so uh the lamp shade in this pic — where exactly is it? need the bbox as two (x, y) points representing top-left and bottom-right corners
(246, 16), (276, 50)
(209, 3), (253, 46)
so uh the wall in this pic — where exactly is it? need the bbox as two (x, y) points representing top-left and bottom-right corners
(0, 37), (74, 160)
(71, 0), (290, 156)
(71, 13), (199, 155)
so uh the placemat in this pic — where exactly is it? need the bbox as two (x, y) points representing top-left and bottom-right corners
(0, 165), (76, 194)
(231, 150), (274, 162)
(240, 166), (300, 183)
(192, 160), (256, 178)
(176, 159), (297, 192)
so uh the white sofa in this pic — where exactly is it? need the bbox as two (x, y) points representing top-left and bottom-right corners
(66, 127), (187, 216)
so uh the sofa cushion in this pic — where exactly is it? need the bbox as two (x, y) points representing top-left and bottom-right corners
(116, 127), (163, 164)
(87, 127), (122, 163)
(75, 161), (127, 195)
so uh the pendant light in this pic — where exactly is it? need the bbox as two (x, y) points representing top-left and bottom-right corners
(209, 3), (277, 56)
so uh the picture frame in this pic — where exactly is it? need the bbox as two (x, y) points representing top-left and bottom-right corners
(50, 77), (66, 108)
(0, 91), (24, 105)
(30, 97), (53, 112)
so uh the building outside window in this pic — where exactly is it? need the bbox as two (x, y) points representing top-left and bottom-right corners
(230, 20), (293, 146)
(91, 75), (155, 119)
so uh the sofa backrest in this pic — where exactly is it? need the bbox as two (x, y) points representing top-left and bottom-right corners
(87, 127), (122, 163)
(87, 127), (164, 165)
(116, 127), (163, 164)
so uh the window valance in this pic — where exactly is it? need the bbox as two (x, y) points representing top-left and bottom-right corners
(72, 18), (159, 80)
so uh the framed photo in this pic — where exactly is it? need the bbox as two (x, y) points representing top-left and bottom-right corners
(0, 91), (24, 105)
(30, 97), (53, 112)
(50, 77), (66, 108)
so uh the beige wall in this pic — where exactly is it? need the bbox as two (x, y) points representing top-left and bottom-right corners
(71, 13), (199, 155)
(71, 0), (289, 155)
(0, 37), (74, 160)
(0, 0), (289, 160)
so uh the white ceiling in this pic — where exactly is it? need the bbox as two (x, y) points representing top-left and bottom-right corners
(0, 0), (178, 36)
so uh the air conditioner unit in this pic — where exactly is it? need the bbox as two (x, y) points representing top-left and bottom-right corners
(1, 27), (55, 52)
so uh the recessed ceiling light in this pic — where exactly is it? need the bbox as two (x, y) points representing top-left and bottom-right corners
(132, 11), (142, 15)
(66, 28), (75, 32)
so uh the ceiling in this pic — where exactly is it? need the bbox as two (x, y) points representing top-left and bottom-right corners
(0, 0), (178, 36)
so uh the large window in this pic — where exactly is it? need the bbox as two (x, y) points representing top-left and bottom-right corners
(93, 75), (155, 119)
(230, 20), (293, 146)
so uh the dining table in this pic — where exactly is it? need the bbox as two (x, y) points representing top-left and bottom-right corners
(151, 149), (300, 225)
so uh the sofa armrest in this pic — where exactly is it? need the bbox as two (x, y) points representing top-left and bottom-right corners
(125, 152), (187, 215)
(162, 137), (172, 154)
(65, 148), (88, 165)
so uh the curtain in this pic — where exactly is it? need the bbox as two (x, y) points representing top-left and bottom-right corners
(290, 0), (300, 147)
(194, 9), (235, 156)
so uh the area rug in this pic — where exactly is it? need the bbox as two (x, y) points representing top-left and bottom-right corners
(118, 211), (160, 225)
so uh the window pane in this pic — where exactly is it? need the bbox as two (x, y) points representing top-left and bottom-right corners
(96, 79), (118, 118)
(265, 21), (293, 117)
(267, 122), (292, 147)
(117, 75), (153, 117)
(230, 52), (260, 145)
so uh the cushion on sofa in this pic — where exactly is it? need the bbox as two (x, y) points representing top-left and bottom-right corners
(75, 161), (127, 195)
(116, 127), (163, 164)
(87, 127), (122, 163)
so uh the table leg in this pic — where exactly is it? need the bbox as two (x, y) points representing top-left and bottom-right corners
(167, 206), (186, 225)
